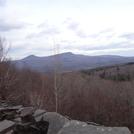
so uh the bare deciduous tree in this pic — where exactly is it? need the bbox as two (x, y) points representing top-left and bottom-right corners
(0, 37), (18, 100)
(0, 37), (10, 62)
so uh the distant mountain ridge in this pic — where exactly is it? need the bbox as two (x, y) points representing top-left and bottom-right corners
(13, 52), (134, 73)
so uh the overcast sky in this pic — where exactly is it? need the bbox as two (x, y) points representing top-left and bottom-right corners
(0, 0), (134, 59)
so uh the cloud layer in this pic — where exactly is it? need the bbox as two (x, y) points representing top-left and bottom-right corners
(0, 19), (27, 32)
(0, 0), (6, 6)
(0, 0), (134, 59)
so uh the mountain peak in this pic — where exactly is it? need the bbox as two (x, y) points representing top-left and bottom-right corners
(23, 55), (37, 60)
(28, 55), (36, 57)
(53, 52), (74, 57)
(14, 53), (134, 73)
(60, 52), (74, 55)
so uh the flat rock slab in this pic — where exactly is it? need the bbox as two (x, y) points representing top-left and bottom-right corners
(34, 109), (46, 117)
(34, 109), (46, 122)
(58, 120), (131, 134)
(43, 112), (69, 134)
(0, 105), (22, 111)
(0, 120), (15, 134)
(20, 107), (34, 117)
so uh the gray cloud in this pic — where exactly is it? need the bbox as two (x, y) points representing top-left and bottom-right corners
(0, 19), (27, 32)
(65, 18), (114, 39)
(64, 19), (88, 38)
(0, 0), (6, 6)
(89, 47), (134, 57)
(27, 25), (60, 39)
(39, 22), (60, 35)
(10, 42), (54, 59)
(41, 27), (60, 35)
(67, 21), (79, 31)
(38, 22), (49, 28)
(121, 33), (134, 40)
(84, 42), (130, 51)
(61, 41), (130, 52)
(84, 28), (115, 39)
(75, 30), (88, 38)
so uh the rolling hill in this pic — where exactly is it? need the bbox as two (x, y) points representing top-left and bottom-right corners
(13, 52), (134, 73)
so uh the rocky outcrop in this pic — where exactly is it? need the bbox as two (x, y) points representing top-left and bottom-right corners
(42, 114), (131, 134)
(0, 102), (48, 134)
(58, 120), (131, 134)
(43, 112), (69, 134)
(0, 102), (132, 134)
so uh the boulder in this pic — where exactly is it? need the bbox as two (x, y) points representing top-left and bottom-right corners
(20, 107), (35, 117)
(20, 107), (35, 123)
(58, 120), (131, 134)
(0, 105), (22, 121)
(43, 112), (69, 134)
(34, 109), (46, 122)
(0, 120), (15, 134)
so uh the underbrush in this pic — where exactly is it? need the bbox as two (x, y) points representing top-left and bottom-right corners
(0, 62), (134, 130)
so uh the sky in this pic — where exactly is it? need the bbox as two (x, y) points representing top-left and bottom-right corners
(0, 0), (134, 59)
